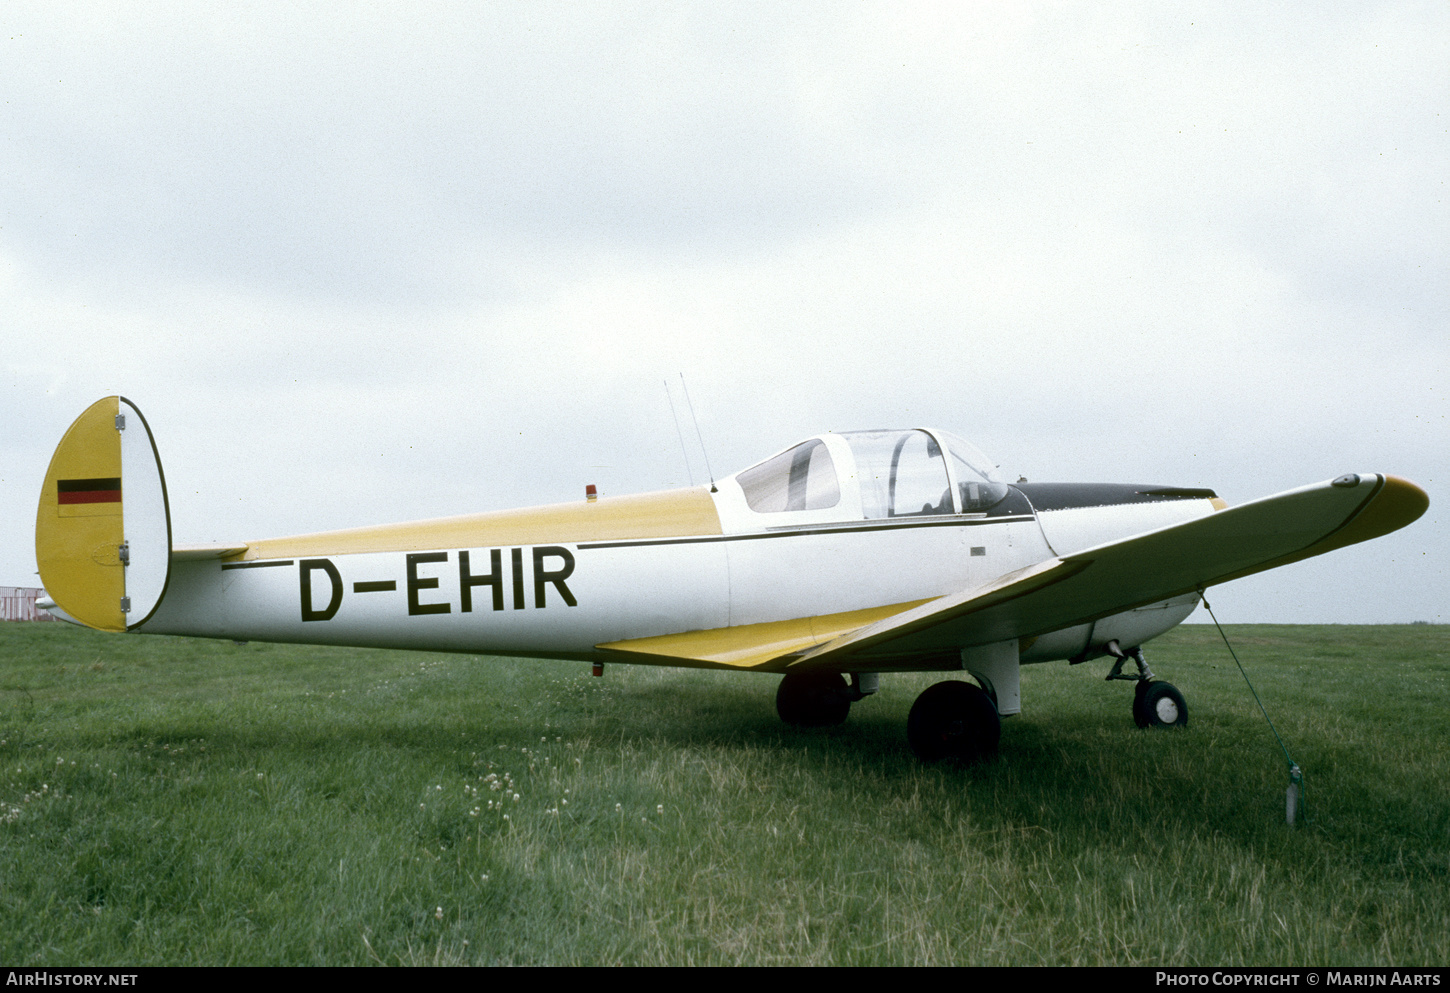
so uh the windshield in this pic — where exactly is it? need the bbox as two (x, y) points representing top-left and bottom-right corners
(934, 430), (1010, 511)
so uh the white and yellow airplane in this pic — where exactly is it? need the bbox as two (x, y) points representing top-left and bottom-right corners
(36, 396), (1429, 761)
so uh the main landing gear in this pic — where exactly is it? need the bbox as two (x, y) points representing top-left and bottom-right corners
(907, 680), (1001, 763)
(776, 670), (1001, 763)
(775, 671), (852, 727)
(1104, 641), (1188, 729)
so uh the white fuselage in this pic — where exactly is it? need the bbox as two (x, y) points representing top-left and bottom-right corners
(140, 470), (1217, 669)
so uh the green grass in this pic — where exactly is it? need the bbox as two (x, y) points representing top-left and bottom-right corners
(1, 622), (1447, 965)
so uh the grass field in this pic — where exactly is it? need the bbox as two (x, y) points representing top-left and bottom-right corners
(1, 621), (1446, 966)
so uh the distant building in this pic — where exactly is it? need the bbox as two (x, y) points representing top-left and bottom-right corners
(1, 587), (54, 622)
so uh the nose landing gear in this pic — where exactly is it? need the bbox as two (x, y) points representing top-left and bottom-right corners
(1134, 679), (1188, 728)
(1105, 641), (1188, 729)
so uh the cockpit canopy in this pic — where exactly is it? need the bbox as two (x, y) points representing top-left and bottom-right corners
(733, 429), (1010, 520)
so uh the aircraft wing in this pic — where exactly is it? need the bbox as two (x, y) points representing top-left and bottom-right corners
(599, 473), (1427, 672)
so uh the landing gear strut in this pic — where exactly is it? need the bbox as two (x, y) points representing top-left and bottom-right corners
(1105, 641), (1188, 729)
(907, 680), (1001, 763)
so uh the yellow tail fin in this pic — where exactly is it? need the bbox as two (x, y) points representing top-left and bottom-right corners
(35, 397), (172, 631)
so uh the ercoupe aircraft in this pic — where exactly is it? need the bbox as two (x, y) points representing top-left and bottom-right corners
(36, 397), (1428, 761)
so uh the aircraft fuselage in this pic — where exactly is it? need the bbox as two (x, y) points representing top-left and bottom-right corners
(140, 479), (1217, 670)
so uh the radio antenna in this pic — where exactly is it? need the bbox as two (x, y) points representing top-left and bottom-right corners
(679, 373), (717, 492)
(664, 379), (696, 486)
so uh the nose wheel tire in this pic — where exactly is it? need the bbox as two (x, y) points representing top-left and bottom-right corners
(1133, 680), (1188, 729)
(776, 671), (852, 727)
(908, 680), (1001, 763)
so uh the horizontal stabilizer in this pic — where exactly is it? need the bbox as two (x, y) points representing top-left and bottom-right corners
(172, 544), (249, 561)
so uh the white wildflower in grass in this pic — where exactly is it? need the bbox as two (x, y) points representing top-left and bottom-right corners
(435, 907), (444, 921)
(615, 803), (622, 812)
(657, 805), (664, 814)
(480, 874), (489, 883)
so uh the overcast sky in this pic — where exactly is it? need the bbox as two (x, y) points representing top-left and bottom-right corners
(2, 2), (1444, 624)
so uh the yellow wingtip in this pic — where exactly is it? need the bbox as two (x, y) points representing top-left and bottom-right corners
(1332, 475), (1429, 550)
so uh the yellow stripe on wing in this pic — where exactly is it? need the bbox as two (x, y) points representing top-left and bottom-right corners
(1207, 474), (1428, 585)
(597, 598), (935, 670)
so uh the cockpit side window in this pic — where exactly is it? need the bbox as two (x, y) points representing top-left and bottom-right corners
(843, 430), (953, 519)
(737, 440), (841, 513)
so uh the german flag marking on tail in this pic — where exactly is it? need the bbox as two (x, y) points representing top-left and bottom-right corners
(57, 478), (123, 504)
(57, 477), (123, 517)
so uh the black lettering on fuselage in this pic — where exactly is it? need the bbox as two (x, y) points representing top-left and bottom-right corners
(533, 546), (577, 607)
(510, 548), (525, 610)
(299, 546), (577, 622)
(459, 549), (504, 612)
(300, 559), (343, 621)
(407, 552), (452, 616)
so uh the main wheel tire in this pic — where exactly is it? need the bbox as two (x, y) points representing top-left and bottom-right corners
(1138, 680), (1188, 728)
(776, 672), (852, 727)
(907, 680), (1001, 763)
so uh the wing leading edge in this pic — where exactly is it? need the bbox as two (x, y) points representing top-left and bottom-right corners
(599, 473), (1428, 672)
